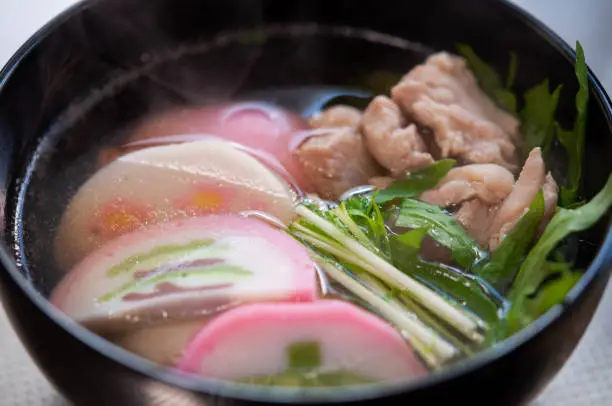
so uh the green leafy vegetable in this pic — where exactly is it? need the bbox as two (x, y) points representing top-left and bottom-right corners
(395, 199), (487, 269)
(334, 197), (390, 258)
(475, 191), (546, 290)
(559, 42), (589, 206)
(495, 90), (518, 116)
(506, 52), (518, 89)
(374, 160), (456, 205)
(520, 80), (563, 156)
(291, 201), (483, 340)
(521, 270), (581, 320)
(316, 257), (459, 368)
(458, 42), (588, 205)
(394, 227), (428, 249)
(288, 42), (602, 365)
(506, 264), (581, 334)
(391, 229), (504, 326)
(290, 194), (492, 366)
(507, 175), (612, 332)
(510, 174), (612, 301)
(457, 44), (517, 114)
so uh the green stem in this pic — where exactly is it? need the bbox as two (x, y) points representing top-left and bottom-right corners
(316, 259), (458, 368)
(296, 205), (483, 343)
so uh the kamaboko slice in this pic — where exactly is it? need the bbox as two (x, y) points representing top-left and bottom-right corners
(54, 139), (297, 271)
(177, 301), (426, 385)
(51, 215), (317, 333)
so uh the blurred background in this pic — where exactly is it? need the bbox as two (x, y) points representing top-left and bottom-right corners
(0, 0), (610, 405)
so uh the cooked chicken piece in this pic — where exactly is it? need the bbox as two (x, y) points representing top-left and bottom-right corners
(295, 128), (385, 200)
(361, 96), (434, 176)
(298, 105), (386, 199)
(454, 199), (496, 247)
(415, 162), (513, 248)
(488, 148), (555, 250)
(309, 105), (362, 128)
(420, 164), (514, 207)
(420, 148), (558, 251)
(391, 52), (519, 169)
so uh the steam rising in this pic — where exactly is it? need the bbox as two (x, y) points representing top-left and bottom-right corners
(42, 23), (431, 142)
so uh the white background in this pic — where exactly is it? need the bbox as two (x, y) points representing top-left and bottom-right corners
(0, 1), (611, 405)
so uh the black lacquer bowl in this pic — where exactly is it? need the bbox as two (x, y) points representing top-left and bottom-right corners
(0, 0), (611, 405)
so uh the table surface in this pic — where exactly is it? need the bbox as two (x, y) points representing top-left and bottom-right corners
(1, 0), (612, 405)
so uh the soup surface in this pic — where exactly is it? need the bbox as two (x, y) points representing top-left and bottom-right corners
(13, 28), (612, 389)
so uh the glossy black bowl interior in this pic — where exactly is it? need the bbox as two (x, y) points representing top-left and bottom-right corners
(1, 0), (612, 405)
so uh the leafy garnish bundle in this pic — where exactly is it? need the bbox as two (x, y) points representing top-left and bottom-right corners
(288, 43), (612, 368)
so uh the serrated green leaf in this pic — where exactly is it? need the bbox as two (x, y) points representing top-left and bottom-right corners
(507, 267), (581, 334)
(520, 79), (562, 155)
(396, 199), (487, 269)
(457, 44), (517, 114)
(508, 174), (612, 306)
(559, 41), (589, 207)
(391, 229), (504, 326)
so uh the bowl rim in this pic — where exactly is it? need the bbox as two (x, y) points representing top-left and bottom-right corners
(1, 0), (612, 403)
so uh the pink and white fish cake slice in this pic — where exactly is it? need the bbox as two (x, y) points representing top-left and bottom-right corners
(51, 215), (317, 333)
(178, 301), (426, 383)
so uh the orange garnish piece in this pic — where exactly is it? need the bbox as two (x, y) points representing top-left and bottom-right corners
(188, 190), (225, 211)
(90, 198), (153, 238)
(175, 185), (231, 217)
